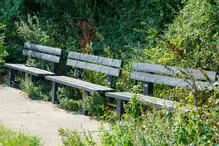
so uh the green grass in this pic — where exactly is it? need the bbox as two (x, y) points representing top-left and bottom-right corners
(0, 124), (40, 146)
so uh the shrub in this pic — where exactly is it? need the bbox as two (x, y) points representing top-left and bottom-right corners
(59, 90), (219, 146)
(85, 93), (106, 117)
(146, 0), (219, 71)
(57, 87), (107, 116)
(20, 77), (51, 101)
(0, 124), (40, 146)
(15, 15), (51, 45)
(57, 87), (83, 112)
(0, 23), (8, 75)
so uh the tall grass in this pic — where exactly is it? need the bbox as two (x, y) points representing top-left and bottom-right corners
(0, 124), (40, 146)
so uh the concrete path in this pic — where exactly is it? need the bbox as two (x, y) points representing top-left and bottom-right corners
(0, 86), (102, 146)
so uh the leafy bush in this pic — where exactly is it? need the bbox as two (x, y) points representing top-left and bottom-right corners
(0, 23), (8, 74)
(0, 124), (40, 146)
(59, 90), (219, 146)
(57, 87), (83, 112)
(59, 128), (97, 146)
(146, 0), (219, 71)
(20, 77), (51, 101)
(85, 93), (107, 116)
(16, 15), (51, 45)
(0, 0), (26, 64)
(57, 87), (107, 116)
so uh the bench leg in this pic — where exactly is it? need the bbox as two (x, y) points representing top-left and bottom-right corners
(144, 82), (154, 96)
(117, 99), (124, 120)
(9, 69), (15, 87)
(30, 75), (36, 82)
(82, 91), (89, 115)
(52, 82), (58, 104)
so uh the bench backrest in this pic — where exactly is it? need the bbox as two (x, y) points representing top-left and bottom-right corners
(131, 63), (218, 93)
(67, 52), (123, 77)
(23, 43), (62, 72)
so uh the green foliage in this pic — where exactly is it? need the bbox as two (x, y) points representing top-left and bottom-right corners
(0, 124), (40, 146)
(57, 87), (107, 116)
(0, 24), (7, 60)
(146, 0), (219, 71)
(20, 77), (51, 101)
(59, 91), (219, 146)
(85, 93), (106, 116)
(57, 87), (83, 112)
(0, 0), (26, 64)
(0, 23), (8, 74)
(0, 0), (183, 65)
(1, 1), (219, 145)
(59, 128), (97, 146)
(16, 15), (50, 44)
(93, 0), (182, 56)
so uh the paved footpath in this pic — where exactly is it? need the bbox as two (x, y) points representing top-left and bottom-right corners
(0, 86), (102, 146)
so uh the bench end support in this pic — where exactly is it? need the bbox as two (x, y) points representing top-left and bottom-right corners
(52, 82), (58, 104)
(9, 69), (15, 87)
(116, 99), (124, 120)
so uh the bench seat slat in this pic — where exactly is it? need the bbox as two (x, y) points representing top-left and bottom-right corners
(45, 76), (114, 93)
(56, 76), (111, 90)
(133, 63), (217, 82)
(4, 64), (55, 76)
(67, 59), (121, 77)
(131, 71), (213, 90)
(68, 52), (122, 68)
(24, 43), (62, 56)
(105, 92), (177, 110)
(23, 50), (60, 63)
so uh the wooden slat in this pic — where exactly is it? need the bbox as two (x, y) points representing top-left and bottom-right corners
(68, 52), (122, 68)
(23, 50), (60, 63)
(24, 43), (62, 56)
(4, 63), (55, 76)
(67, 59), (121, 77)
(133, 63), (217, 82)
(131, 71), (212, 90)
(46, 76), (111, 90)
(58, 76), (111, 90)
(46, 76), (114, 93)
(106, 92), (177, 111)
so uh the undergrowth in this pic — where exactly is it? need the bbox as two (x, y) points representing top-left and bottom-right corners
(20, 77), (51, 101)
(59, 89), (219, 146)
(0, 124), (40, 146)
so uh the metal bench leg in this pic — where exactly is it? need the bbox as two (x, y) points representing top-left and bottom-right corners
(82, 91), (89, 115)
(52, 82), (58, 104)
(9, 69), (15, 87)
(117, 99), (124, 120)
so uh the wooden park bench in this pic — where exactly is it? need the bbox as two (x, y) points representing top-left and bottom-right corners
(106, 63), (218, 117)
(45, 52), (123, 114)
(4, 43), (62, 87)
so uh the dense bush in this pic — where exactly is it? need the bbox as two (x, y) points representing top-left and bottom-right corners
(146, 0), (219, 71)
(0, 23), (7, 74)
(0, 0), (183, 62)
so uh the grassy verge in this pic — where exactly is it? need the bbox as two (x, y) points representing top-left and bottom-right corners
(0, 124), (40, 146)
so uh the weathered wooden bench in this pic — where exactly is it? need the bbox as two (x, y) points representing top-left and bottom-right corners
(106, 63), (218, 117)
(4, 43), (62, 87)
(45, 52), (123, 114)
